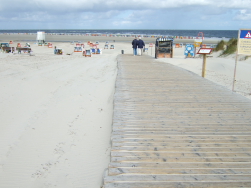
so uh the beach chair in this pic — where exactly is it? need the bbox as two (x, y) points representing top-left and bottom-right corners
(55, 49), (63, 55)
(96, 48), (102, 54)
(91, 48), (96, 54)
(48, 43), (53, 48)
(74, 46), (83, 52)
(85, 49), (91, 57)
(82, 49), (86, 56)
(2, 47), (15, 53)
(104, 44), (108, 49)
(1, 43), (10, 47)
(110, 45), (114, 49)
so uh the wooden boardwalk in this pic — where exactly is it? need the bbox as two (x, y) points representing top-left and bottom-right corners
(103, 55), (251, 188)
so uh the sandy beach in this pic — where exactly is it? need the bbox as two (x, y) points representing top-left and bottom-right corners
(1, 35), (251, 188)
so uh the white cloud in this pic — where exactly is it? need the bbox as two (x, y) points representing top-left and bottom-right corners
(234, 9), (251, 20)
(1, 0), (251, 29)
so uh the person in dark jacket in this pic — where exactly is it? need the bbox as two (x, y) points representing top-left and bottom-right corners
(132, 37), (138, 56)
(137, 37), (145, 55)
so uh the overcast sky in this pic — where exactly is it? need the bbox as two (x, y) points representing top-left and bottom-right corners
(1, 0), (251, 30)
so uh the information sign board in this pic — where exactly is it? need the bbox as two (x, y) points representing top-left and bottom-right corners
(238, 29), (251, 55)
(184, 44), (194, 57)
(194, 39), (202, 47)
(197, 48), (213, 54)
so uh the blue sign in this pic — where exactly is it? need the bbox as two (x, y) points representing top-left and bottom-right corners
(184, 44), (194, 57)
(240, 30), (251, 39)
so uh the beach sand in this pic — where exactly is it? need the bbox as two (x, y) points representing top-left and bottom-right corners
(0, 36), (250, 188)
(0, 40), (133, 188)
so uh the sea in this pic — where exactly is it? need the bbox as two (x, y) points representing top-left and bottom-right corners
(0, 29), (238, 39)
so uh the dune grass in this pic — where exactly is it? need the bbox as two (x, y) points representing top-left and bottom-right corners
(214, 38), (238, 57)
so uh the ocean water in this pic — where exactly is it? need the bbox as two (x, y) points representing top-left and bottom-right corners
(0, 29), (238, 39)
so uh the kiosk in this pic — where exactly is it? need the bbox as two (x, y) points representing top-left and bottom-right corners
(155, 38), (173, 58)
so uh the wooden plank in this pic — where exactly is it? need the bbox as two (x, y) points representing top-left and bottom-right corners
(104, 174), (251, 182)
(104, 182), (251, 188)
(110, 151), (251, 158)
(108, 167), (251, 175)
(109, 162), (251, 168)
(111, 156), (251, 163)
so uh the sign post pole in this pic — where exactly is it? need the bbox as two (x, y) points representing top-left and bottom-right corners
(202, 54), (207, 77)
(197, 48), (213, 78)
(232, 29), (251, 91)
(232, 51), (239, 91)
(232, 30), (240, 91)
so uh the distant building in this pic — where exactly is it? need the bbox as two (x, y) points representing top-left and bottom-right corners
(36, 31), (45, 43)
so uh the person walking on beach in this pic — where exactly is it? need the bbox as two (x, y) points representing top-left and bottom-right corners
(132, 37), (138, 56)
(137, 37), (145, 56)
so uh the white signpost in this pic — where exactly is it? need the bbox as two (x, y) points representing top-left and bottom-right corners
(232, 29), (251, 91)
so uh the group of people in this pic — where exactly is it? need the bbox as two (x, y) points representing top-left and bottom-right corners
(132, 37), (145, 56)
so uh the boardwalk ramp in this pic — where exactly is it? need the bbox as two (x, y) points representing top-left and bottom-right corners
(103, 54), (251, 188)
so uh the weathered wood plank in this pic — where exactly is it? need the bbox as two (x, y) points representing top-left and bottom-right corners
(104, 182), (251, 188)
(108, 168), (251, 175)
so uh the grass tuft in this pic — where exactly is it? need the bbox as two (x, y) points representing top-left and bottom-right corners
(217, 38), (238, 57)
